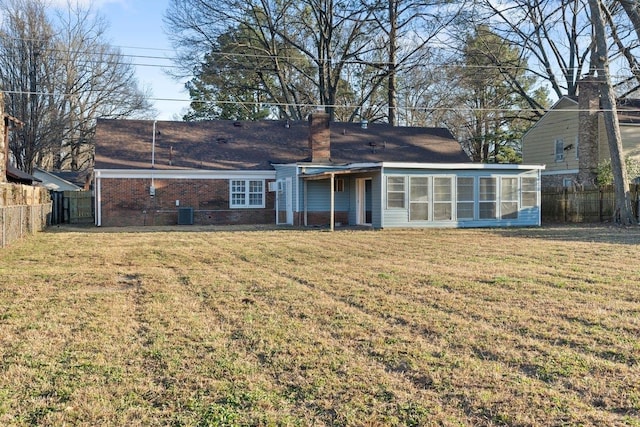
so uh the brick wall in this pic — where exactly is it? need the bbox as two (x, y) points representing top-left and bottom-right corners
(542, 173), (578, 190)
(294, 211), (349, 227)
(99, 178), (276, 227)
(578, 77), (599, 187)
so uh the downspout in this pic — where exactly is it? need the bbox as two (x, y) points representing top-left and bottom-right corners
(538, 168), (542, 227)
(95, 172), (101, 226)
(304, 179), (308, 226)
(151, 120), (156, 194)
(330, 172), (335, 231)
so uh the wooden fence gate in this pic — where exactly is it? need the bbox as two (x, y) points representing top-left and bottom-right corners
(50, 191), (93, 225)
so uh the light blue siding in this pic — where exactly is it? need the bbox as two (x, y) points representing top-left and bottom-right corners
(381, 168), (541, 228)
(274, 163), (542, 229)
(305, 180), (351, 211)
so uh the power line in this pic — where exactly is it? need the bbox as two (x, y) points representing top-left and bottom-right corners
(0, 88), (626, 115)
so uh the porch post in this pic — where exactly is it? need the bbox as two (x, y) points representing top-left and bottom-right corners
(330, 173), (335, 231)
(304, 179), (308, 226)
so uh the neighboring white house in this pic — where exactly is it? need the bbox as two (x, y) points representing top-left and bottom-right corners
(33, 168), (83, 192)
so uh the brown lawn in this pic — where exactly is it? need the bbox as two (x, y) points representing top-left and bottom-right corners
(0, 225), (639, 426)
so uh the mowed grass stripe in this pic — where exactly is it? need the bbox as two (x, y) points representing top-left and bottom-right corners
(169, 248), (462, 425)
(222, 233), (636, 425)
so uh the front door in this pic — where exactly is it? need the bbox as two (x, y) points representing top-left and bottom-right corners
(356, 178), (372, 225)
(276, 178), (293, 225)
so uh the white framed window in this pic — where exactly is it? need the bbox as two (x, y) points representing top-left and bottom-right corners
(334, 178), (345, 192)
(230, 179), (265, 208)
(456, 177), (475, 220)
(501, 177), (519, 219)
(555, 139), (565, 162)
(409, 177), (429, 221)
(522, 177), (538, 208)
(386, 176), (406, 209)
(479, 177), (497, 219)
(433, 176), (453, 221)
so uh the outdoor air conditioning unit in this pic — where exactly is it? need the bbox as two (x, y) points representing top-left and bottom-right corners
(177, 207), (194, 225)
(268, 181), (278, 192)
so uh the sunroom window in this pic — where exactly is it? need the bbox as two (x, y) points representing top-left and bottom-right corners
(479, 177), (497, 219)
(501, 177), (518, 219)
(409, 177), (429, 220)
(433, 177), (453, 220)
(387, 176), (406, 209)
(456, 177), (474, 220)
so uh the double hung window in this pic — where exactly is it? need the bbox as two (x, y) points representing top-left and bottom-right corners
(230, 179), (264, 208)
(521, 177), (538, 208)
(387, 176), (406, 209)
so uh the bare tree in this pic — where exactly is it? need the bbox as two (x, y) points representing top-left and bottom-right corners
(0, 0), (152, 173)
(372, 0), (466, 125)
(166, 0), (384, 121)
(589, 0), (635, 224)
(0, 0), (57, 172)
(476, 0), (592, 101)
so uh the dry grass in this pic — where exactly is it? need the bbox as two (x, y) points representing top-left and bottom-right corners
(0, 225), (639, 426)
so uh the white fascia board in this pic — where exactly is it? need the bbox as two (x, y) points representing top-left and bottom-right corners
(380, 162), (546, 171)
(94, 169), (276, 180)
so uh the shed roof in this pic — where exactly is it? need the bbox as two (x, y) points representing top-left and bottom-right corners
(94, 119), (470, 170)
(6, 164), (40, 185)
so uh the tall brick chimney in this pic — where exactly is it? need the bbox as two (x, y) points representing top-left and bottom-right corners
(308, 112), (331, 162)
(577, 77), (600, 187)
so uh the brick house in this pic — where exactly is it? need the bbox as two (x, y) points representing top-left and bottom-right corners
(94, 115), (544, 228)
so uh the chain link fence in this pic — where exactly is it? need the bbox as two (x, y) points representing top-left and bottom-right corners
(0, 203), (51, 248)
(1, 182), (52, 248)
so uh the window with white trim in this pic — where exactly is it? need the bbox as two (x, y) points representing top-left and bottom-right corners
(433, 176), (453, 220)
(501, 177), (518, 219)
(479, 177), (497, 219)
(555, 139), (565, 162)
(456, 177), (475, 220)
(522, 177), (538, 208)
(230, 179), (265, 208)
(334, 178), (345, 192)
(387, 176), (406, 209)
(409, 177), (429, 221)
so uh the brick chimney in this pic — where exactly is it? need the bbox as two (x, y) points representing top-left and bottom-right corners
(308, 112), (331, 162)
(577, 77), (600, 187)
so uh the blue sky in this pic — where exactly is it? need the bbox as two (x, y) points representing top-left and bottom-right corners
(95, 0), (190, 120)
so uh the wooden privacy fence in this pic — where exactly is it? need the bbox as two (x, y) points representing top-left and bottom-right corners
(542, 185), (640, 223)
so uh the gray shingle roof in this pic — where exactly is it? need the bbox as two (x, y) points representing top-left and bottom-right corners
(94, 119), (470, 170)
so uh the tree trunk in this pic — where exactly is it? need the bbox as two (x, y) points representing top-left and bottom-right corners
(589, 0), (636, 224)
(387, 0), (397, 126)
